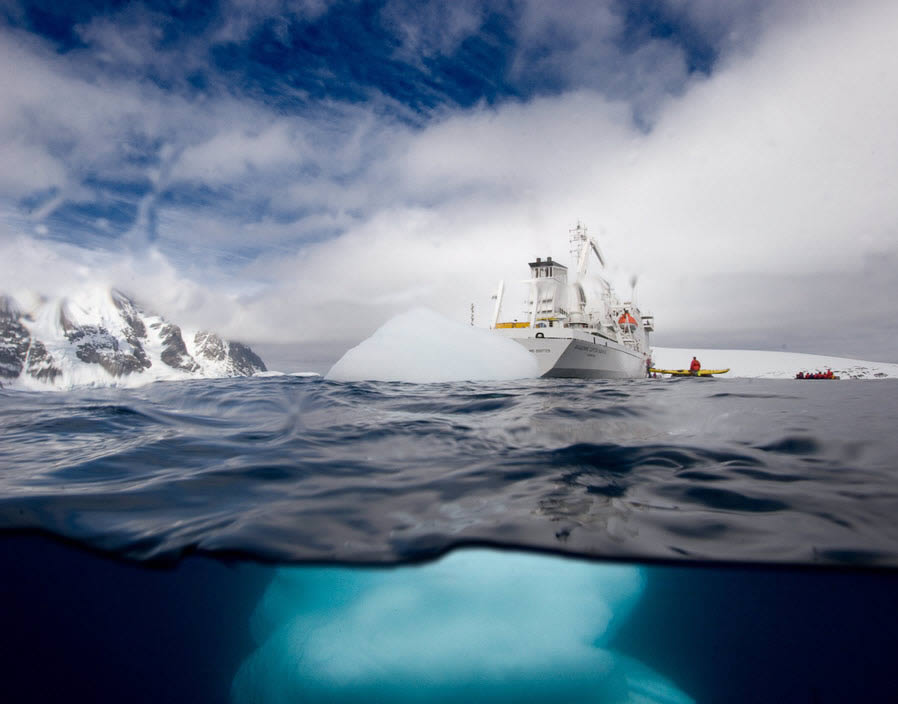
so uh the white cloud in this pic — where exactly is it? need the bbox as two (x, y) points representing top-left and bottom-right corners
(659, 0), (778, 52)
(0, 229), (241, 333)
(380, 0), (489, 61)
(174, 123), (304, 184)
(75, 10), (168, 68)
(396, 91), (635, 200)
(0, 140), (68, 196)
(511, 0), (692, 122)
(0, 26), (206, 220)
(213, 0), (332, 44)
(604, 0), (898, 277)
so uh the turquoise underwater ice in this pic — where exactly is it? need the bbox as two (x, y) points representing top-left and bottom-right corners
(232, 550), (694, 703)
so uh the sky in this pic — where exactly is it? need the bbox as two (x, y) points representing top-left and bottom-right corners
(1, 0), (896, 370)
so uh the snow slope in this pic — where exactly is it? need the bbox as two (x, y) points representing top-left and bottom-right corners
(652, 347), (898, 379)
(0, 287), (266, 390)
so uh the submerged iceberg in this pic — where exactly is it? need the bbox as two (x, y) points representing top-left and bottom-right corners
(232, 550), (694, 703)
(326, 308), (539, 383)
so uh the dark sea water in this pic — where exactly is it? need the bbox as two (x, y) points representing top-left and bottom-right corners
(1, 376), (897, 702)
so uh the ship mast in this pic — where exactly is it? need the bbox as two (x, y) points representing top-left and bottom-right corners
(569, 221), (587, 275)
(569, 221), (606, 282)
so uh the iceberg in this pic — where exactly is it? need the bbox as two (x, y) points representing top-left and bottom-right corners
(326, 308), (539, 383)
(232, 550), (694, 703)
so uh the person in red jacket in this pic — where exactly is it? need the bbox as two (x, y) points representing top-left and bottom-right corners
(689, 356), (701, 375)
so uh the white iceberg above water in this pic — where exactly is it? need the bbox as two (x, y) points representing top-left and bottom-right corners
(652, 347), (898, 380)
(326, 308), (539, 383)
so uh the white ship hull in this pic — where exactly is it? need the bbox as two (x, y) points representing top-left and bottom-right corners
(490, 222), (654, 379)
(495, 328), (649, 379)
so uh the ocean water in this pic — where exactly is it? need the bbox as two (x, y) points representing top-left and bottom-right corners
(1, 376), (897, 702)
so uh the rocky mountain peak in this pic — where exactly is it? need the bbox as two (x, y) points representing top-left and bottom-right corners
(0, 288), (266, 389)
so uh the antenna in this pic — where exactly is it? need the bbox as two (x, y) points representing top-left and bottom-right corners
(569, 220), (587, 265)
(490, 280), (505, 329)
(470, 302), (474, 326)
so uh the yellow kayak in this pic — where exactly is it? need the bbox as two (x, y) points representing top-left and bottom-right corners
(649, 368), (730, 377)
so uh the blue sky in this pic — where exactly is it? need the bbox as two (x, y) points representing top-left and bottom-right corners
(1, 0), (897, 367)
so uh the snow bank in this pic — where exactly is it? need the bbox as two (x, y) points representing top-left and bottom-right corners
(326, 308), (539, 383)
(653, 347), (898, 379)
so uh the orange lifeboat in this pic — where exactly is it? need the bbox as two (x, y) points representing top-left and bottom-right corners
(618, 312), (637, 333)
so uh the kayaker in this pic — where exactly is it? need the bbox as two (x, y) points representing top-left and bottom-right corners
(689, 356), (701, 375)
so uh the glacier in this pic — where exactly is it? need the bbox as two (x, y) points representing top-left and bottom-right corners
(232, 550), (694, 704)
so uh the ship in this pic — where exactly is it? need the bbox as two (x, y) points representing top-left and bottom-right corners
(490, 223), (653, 379)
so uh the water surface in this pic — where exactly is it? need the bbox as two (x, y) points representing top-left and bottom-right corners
(1, 376), (895, 566)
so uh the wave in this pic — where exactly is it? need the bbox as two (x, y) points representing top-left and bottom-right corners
(1, 375), (897, 567)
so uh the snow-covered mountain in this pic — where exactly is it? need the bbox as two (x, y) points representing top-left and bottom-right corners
(652, 347), (898, 379)
(0, 287), (266, 390)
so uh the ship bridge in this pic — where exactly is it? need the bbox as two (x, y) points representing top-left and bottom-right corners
(526, 256), (569, 326)
(528, 256), (568, 284)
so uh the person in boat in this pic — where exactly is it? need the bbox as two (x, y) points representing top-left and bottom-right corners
(689, 356), (701, 375)
(796, 372), (805, 379)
